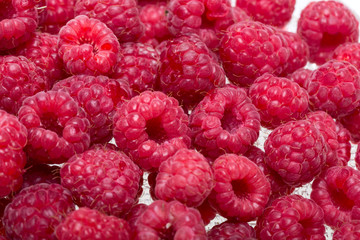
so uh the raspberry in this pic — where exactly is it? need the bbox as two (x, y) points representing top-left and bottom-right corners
(74, 0), (144, 42)
(111, 43), (159, 94)
(60, 148), (142, 217)
(264, 120), (327, 187)
(190, 86), (260, 159)
(297, 1), (359, 65)
(207, 221), (255, 240)
(307, 60), (360, 118)
(288, 68), (312, 90)
(0, 0), (38, 50)
(3, 183), (75, 240)
(333, 43), (360, 69)
(55, 207), (131, 240)
(336, 122), (351, 166)
(249, 73), (309, 129)
(333, 221), (360, 240)
(0, 55), (48, 115)
(0, 198), (10, 236)
(209, 154), (271, 222)
(18, 90), (91, 164)
(58, 15), (120, 76)
(196, 199), (216, 225)
(124, 203), (148, 229)
(339, 109), (360, 143)
(155, 149), (214, 207)
(256, 194), (325, 239)
(52, 75), (131, 144)
(21, 164), (60, 190)
(356, 143), (360, 170)
(133, 200), (206, 239)
(113, 91), (191, 171)
(158, 35), (226, 108)
(311, 166), (360, 228)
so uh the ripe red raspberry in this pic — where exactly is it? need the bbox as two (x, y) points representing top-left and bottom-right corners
(208, 221), (255, 240)
(61, 148), (142, 217)
(52, 75), (131, 144)
(113, 91), (190, 171)
(333, 221), (360, 240)
(133, 200), (206, 239)
(18, 90), (91, 164)
(311, 166), (360, 228)
(336, 122), (351, 166)
(209, 154), (271, 221)
(307, 60), (360, 118)
(3, 183), (75, 240)
(159, 35), (226, 108)
(74, 0), (144, 42)
(0, 198), (10, 236)
(219, 21), (290, 87)
(190, 86), (260, 159)
(256, 194), (325, 239)
(339, 109), (360, 143)
(21, 164), (60, 190)
(249, 73), (309, 129)
(0, 56), (48, 115)
(155, 149), (214, 207)
(333, 43), (360, 69)
(124, 203), (148, 229)
(297, 1), (359, 65)
(0, 0), (38, 50)
(288, 68), (312, 90)
(265, 120), (327, 187)
(196, 199), (216, 225)
(58, 15), (120, 76)
(55, 207), (131, 240)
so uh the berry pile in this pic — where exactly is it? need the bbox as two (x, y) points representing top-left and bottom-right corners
(0, 0), (360, 239)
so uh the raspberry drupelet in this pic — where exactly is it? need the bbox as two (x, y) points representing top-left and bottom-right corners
(333, 221), (360, 240)
(333, 43), (360, 69)
(190, 86), (260, 160)
(207, 221), (255, 240)
(18, 90), (91, 164)
(113, 91), (191, 171)
(297, 0), (359, 65)
(209, 154), (271, 222)
(58, 15), (120, 76)
(288, 68), (312, 90)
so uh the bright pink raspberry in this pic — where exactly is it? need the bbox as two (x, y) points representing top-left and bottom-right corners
(0, 0), (38, 50)
(249, 73), (309, 129)
(208, 221), (255, 240)
(58, 15), (120, 76)
(55, 207), (131, 240)
(333, 43), (360, 69)
(159, 35), (226, 108)
(0, 55), (48, 115)
(21, 164), (60, 190)
(307, 60), (360, 118)
(236, 0), (295, 27)
(333, 221), (360, 240)
(74, 0), (144, 42)
(190, 86), (260, 159)
(18, 91), (91, 164)
(288, 68), (312, 90)
(155, 149), (214, 207)
(133, 200), (206, 240)
(256, 194), (325, 239)
(3, 183), (75, 240)
(297, 1), (359, 65)
(113, 91), (191, 171)
(264, 120), (327, 187)
(52, 75), (132, 144)
(311, 166), (360, 228)
(61, 148), (142, 217)
(209, 154), (271, 222)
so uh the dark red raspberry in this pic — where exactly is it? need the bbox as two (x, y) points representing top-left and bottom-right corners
(158, 35), (226, 108)
(21, 164), (60, 190)
(297, 1), (359, 65)
(3, 183), (75, 240)
(190, 86), (260, 159)
(58, 15), (120, 76)
(249, 73), (309, 129)
(264, 120), (327, 187)
(256, 194), (325, 239)
(288, 68), (312, 90)
(335, 122), (351, 166)
(113, 91), (190, 171)
(74, 0), (144, 42)
(55, 207), (131, 240)
(219, 21), (290, 87)
(333, 221), (360, 240)
(307, 60), (360, 118)
(333, 43), (360, 69)
(52, 75), (131, 144)
(61, 148), (142, 217)
(0, 55), (48, 115)
(339, 109), (360, 143)
(0, 0), (38, 50)
(18, 90), (91, 164)
(311, 166), (360, 228)
(133, 200), (206, 239)
(236, 0), (295, 27)
(196, 199), (216, 225)
(209, 154), (271, 221)
(124, 203), (148, 228)
(0, 198), (10, 236)
(208, 221), (255, 240)
(155, 149), (214, 207)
